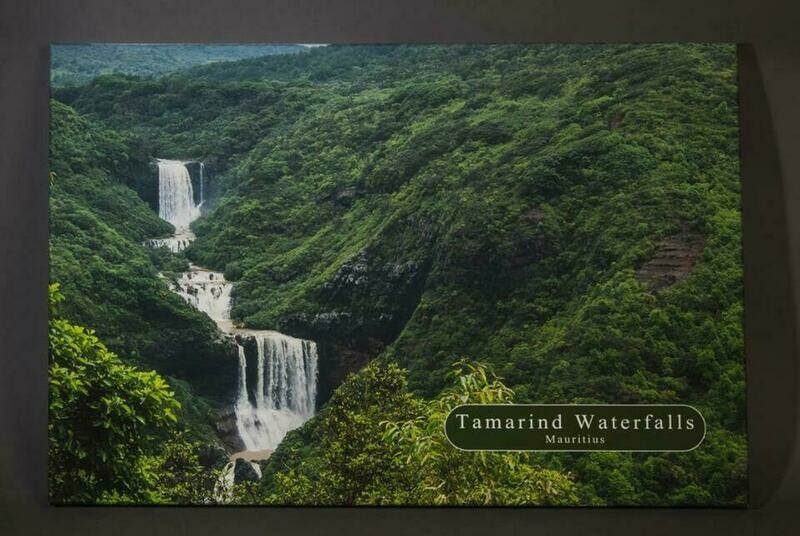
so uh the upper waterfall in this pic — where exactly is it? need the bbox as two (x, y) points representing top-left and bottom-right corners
(157, 159), (200, 230)
(199, 162), (205, 207)
(150, 159), (201, 252)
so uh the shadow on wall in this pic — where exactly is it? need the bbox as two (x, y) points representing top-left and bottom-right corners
(738, 44), (797, 507)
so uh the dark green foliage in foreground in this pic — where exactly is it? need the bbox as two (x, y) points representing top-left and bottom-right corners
(167, 377), (221, 445)
(49, 101), (236, 403)
(238, 361), (576, 506)
(48, 284), (218, 504)
(51, 44), (306, 87)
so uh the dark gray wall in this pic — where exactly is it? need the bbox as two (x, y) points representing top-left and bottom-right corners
(1, 1), (799, 534)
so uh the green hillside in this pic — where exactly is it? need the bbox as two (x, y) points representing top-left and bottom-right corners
(48, 100), (236, 451)
(49, 44), (746, 506)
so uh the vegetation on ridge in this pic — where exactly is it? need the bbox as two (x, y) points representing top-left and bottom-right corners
(51, 44), (306, 87)
(49, 43), (746, 506)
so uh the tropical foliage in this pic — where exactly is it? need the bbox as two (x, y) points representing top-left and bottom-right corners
(48, 283), (218, 504)
(48, 43), (746, 506)
(241, 361), (577, 506)
(49, 100), (236, 405)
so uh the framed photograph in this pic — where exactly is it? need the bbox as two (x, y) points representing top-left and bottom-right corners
(47, 42), (747, 507)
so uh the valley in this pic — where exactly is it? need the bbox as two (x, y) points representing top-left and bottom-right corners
(48, 43), (747, 506)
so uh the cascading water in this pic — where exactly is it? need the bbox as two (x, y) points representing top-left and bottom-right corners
(146, 157), (319, 497)
(153, 159), (200, 252)
(168, 267), (319, 452)
(199, 162), (205, 207)
(173, 267), (233, 328)
(158, 159), (200, 229)
(234, 333), (319, 452)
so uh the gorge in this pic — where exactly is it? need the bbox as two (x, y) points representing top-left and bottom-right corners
(46, 43), (748, 506)
(150, 159), (319, 479)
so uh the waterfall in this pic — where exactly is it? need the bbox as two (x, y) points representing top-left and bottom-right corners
(143, 237), (193, 254)
(170, 268), (319, 452)
(172, 265), (318, 451)
(151, 159), (201, 252)
(173, 267), (233, 328)
(233, 333), (318, 452)
(199, 162), (205, 207)
(261, 335), (317, 416)
(157, 159), (200, 231)
(149, 160), (319, 478)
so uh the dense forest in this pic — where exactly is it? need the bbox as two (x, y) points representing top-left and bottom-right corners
(49, 44), (746, 506)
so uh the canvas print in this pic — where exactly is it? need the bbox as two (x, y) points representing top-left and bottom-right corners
(48, 43), (746, 506)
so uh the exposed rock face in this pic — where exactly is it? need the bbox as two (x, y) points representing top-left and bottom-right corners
(138, 335), (238, 405)
(198, 444), (229, 470)
(440, 207), (552, 290)
(183, 161), (206, 207)
(275, 208), (555, 402)
(317, 339), (382, 403)
(280, 311), (384, 403)
(334, 187), (358, 207)
(636, 228), (705, 292)
(323, 252), (426, 307)
(278, 239), (433, 404)
(216, 406), (246, 452)
(233, 458), (260, 484)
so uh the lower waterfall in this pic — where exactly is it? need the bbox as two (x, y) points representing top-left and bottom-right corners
(235, 334), (318, 452)
(168, 265), (320, 453)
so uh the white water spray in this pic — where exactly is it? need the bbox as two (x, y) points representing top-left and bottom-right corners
(152, 159), (200, 252)
(157, 159), (200, 229)
(234, 333), (318, 452)
(168, 266), (319, 450)
(199, 162), (205, 207)
(173, 267), (233, 327)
